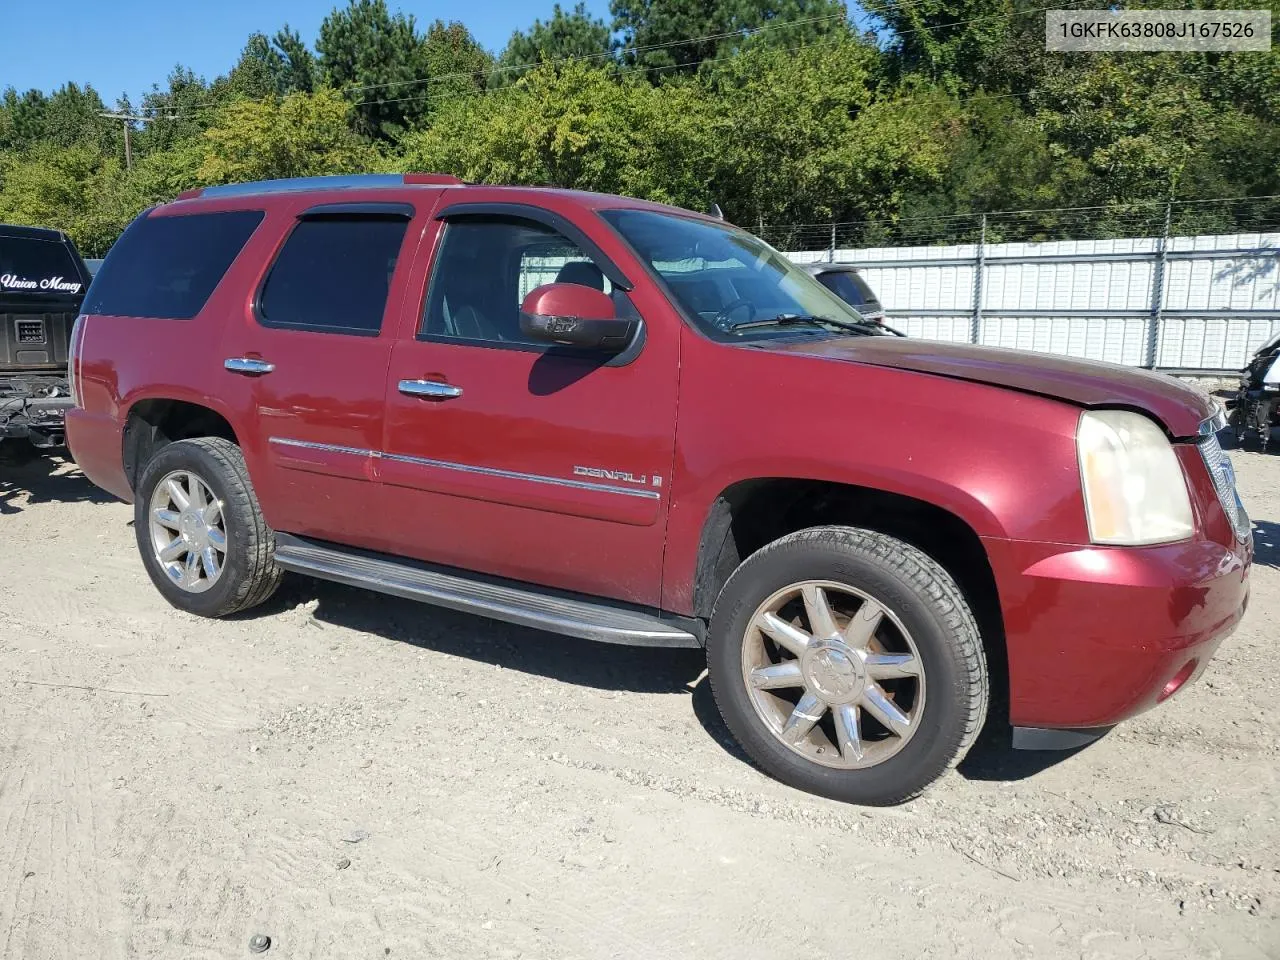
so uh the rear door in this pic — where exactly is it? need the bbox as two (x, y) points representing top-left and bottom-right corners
(377, 204), (680, 605)
(217, 199), (422, 550)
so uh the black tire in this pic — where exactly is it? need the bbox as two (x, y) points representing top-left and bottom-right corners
(134, 437), (283, 617)
(707, 526), (988, 806)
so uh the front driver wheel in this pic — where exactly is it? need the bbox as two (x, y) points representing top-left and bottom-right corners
(134, 437), (283, 618)
(707, 526), (988, 805)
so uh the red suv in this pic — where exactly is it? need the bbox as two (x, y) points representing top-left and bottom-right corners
(67, 174), (1252, 805)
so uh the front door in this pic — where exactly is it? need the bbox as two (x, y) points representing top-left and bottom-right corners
(218, 201), (422, 550)
(379, 208), (679, 606)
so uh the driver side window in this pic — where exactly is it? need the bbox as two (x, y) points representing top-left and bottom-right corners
(421, 217), (612, 348)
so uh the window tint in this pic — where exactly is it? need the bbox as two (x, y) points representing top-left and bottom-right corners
(0, 236), (85, 298)
(84, 210), (262, 319)
(423, 218), (612, 347)
(816, 271), (877, 308)
(259, 217), (408, 335)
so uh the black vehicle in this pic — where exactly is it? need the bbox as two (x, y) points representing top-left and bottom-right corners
(801, 263), (904, 336)
(0, 224), (91, 450)
(1229, 332), (1280, 450)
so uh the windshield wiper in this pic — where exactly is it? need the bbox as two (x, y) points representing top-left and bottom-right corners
(726, 314), (881, 336)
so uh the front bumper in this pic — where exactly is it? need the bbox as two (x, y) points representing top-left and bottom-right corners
(985, 535), (1250, 729)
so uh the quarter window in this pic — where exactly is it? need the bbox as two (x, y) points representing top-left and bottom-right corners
(422, 218), (614, 347)
(84, 210), (262, 319)
(259, 216), (408, 335)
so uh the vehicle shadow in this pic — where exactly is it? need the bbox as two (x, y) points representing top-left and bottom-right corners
(260, 575), (707, 696)
(0, 449), (119, 516)
(1252, 519), (1280, 569)
(263, 575), (1090, 782)
(956, 719), (1096, 782)
(692, 673), (1090, 782)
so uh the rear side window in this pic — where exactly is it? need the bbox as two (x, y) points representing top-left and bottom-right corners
(0, 236), (85, 297)
(84, 210), (263, 319)
(258, 217), (408, 335)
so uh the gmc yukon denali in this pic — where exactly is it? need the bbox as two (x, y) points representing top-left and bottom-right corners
(67, 174), (1252, 805)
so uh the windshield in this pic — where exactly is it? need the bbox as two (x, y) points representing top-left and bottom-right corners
(601, 209), (866, 341)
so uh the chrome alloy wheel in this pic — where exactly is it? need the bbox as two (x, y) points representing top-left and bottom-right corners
(741, 580), (925, 769)
(148, 470), (227, 594)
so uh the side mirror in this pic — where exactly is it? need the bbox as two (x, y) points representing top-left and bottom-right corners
(519, 283), (637, 352)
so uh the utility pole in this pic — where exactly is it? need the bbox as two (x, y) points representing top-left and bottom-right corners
(99, 111), (152, 171)
(970, 213), (987, 345)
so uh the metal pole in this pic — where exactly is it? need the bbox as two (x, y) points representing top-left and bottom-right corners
(970, 214), (986, 344)
(1146, 202), (1173, 368)
(828, 222), (836, 262)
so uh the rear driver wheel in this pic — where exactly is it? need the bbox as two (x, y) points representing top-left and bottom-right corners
(134, 437), (282, 617)
(707, 526), (987, 805)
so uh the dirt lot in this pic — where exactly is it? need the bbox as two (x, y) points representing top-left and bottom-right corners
(1, 447), (1277, 960)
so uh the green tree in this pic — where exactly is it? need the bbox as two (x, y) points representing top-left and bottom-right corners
(420, 20), (492, 102)
(611, 0), (849, 73)
(703, 36), (949, 228)
(0, 88), (50, 151)
(1034, 54), (1280, 209)
(196, 87), (377, 184)
(864, 0), (1019, 88)
(274, 26), (320, 94)
(495, 4), (612, 85)
(0, 143), (132, 256)
(227, 33), (286, 100)
(891, 93), (1086, 242)
(226, 27), (321, 97)
(317, 0), (429, 138)
(43, 84), (113, 149)
(401, 61), (719, 208)
(136, 67), (221, 155)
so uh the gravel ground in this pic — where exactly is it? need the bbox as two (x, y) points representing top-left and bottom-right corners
(1, 445), (1277, 960)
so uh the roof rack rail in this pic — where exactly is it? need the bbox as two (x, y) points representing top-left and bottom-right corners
(404, 172), (465, 185)
(183, 173), (465, 201)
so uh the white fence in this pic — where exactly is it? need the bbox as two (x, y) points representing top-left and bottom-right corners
(787, 232), (1280, 372)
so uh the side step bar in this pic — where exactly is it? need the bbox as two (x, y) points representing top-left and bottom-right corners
(273, 533), (701, 649)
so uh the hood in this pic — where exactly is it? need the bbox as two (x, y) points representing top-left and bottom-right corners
(763, 336), (1215, 437)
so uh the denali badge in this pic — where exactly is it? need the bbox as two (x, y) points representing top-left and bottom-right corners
(573, 465), (654, 486)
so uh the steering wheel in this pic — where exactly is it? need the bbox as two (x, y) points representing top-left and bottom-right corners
(712, 298), (754, 331)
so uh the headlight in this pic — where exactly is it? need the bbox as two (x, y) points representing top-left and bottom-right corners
(1077, 410), (1194, 545)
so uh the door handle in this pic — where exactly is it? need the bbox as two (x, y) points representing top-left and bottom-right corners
(224, 357), (275, 376)
(399, 379), (463, 400)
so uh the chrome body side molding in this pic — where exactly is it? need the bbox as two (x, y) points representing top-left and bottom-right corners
(266, 437), (661, 500)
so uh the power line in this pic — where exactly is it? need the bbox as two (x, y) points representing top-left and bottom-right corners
(145, 10), (855, 120)
(147, 0), (1100, 121)
(341, 0), (1100, 114)
(358, 10), (854, 94)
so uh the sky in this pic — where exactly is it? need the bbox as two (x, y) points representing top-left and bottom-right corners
(0, 0), (614, 106)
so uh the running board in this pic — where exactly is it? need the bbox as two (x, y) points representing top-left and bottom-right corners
(273, 533), (701, 649)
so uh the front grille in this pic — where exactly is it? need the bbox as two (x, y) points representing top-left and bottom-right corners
(1198, 429), (1250, 542)
(16, 319), (44, 344)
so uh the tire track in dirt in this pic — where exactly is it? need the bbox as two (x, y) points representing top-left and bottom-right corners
(0, 690), (54, 960)
(0, 683), (129, 960)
